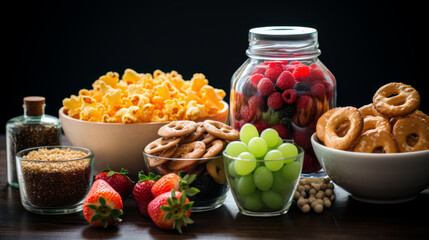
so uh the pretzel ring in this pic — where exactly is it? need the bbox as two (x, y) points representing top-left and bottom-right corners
(203, 120), (239, 141)
(362, 116), (391, 134)
(202, 139), (224, 158)
(324, 107), (363, 150)
(358, 103), (387, 119)
(373, 82), (420, 117)
(197, 132), (217, 144)
(158, 120), (198, 138)
(353, 129), (398, 153)
(393, 115), (429, 152)
(144, 137), (181, 154)
(181, 122), (205, 143)
(168, 141), (206, 170)
(316, 107), (339, 143)
(147, 145), (178, 167)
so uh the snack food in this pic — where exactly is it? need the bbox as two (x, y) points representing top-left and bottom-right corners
(316, 82), (428, 153)
(63, 69), (226, 123)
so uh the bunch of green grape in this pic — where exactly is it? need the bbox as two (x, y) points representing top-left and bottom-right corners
(224, 123), (302, 211)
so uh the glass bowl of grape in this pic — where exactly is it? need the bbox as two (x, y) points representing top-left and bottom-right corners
(223, 123), (304, 217)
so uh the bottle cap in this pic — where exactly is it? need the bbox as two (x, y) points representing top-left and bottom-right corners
(23, 96), (45, 116)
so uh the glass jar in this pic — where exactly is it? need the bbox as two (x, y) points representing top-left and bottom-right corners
(6, 96), (61, 188)
(230, 26), (336, 175)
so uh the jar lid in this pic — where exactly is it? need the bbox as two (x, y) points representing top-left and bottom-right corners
(23, 96), (45, 116)
(249, 26), (317, 41)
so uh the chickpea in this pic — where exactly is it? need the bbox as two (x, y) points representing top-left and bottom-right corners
(325, 189), (333, 197)
(301, 204), (311, 213)
(309, 188), (317, 195)
(316, 190), (325, 199)
(314, 204), (324, 213)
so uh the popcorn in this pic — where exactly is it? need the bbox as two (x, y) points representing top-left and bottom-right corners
(62, 68), (225, 123)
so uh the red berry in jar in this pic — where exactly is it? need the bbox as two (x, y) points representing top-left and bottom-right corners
(231, 27), (336, 174)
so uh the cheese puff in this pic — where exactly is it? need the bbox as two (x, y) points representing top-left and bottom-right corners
(155, 84), (170, 100)
(79, 89), (91, 96)
(138, 103), (155, 122)
(190, 73), (209, 92)
(184, 88), (202, 103)
(164, 99), (185, 121)
(129, 93), (150, 106)
(98, 71), (119, 88)
(62, 95), (82, 118)
(103, 89), (123, 112)
(201, 85), (224, 112)
(127, 84), (145, 95)
(186, 100), (208, 120)
(153, 69), (165, 78)
(116, 106), (140, 123)
(92, 80), (114, 102)
(80, 98), (105, 122)
(123, 68), (145, 85)
(102, 113), (119, 123)
(151, 109), (169, 122)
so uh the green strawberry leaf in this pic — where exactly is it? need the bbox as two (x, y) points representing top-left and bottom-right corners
(138, 171), (160, 182)
(159, 190), (193, 234)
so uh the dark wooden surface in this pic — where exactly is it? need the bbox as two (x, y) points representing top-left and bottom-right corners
(1, 135), (428, 240)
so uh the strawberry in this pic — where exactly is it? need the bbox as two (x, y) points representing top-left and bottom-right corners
(94, 165), (134, 201)
(133, 172), (160, 217)
(151, 172), (199, 198)
(148, 190), (193, 233)
(83, 179), (123, 228)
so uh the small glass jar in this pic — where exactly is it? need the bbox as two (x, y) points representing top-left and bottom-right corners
(230, 26), (336, 175)
(6, 96), (61, 188)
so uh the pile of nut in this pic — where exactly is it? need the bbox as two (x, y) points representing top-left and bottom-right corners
(293, 177), (335, 213)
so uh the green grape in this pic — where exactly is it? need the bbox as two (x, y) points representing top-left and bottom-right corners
(237, 174), (256, 196)
(261, 190), (283, 210)
(272, 171), (293, 197)
(248, 137), (268, 158)
(253, 166), (273, 191)
(261, 128), (280, 148)
(235, 152), (257, 176)
(264, 150), (284, 171)
(244, 189), (264, 211)
(225, 141), (248, 157)
(281, 161), (301, 182)
(228, 161), (240, 178)
(274, 136), (283, 149)
(240, 123), (259, 144)
(277, 143), (298, 164)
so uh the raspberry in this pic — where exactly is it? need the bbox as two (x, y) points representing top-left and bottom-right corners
(254, 120), (269, 134)
(271, 124), (289, 139)
(248, 94), (264, 110)
(250, 74), (264, 88)
(276, 71), (295, 90)
(234, 119), (246, 131)
(310, 82), (326, 100)
(257, 78), (274, 96)
(251, 65), (267, 75)
(289, 61), (301, 65)
(265, 66), (283, 82)
(282, 89), (297, 104)
(267, 92), (283, 110)
(296, 95), (313, 112)
(308, 63), (325, 82)
(293, 64), (310, 82)
(240, 105), (256, 122)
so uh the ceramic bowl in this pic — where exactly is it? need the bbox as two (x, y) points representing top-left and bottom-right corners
(59, 101), (228, 179)
(311, 133), (429, 203)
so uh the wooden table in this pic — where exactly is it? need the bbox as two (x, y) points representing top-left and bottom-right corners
(1, 135), (428, 239)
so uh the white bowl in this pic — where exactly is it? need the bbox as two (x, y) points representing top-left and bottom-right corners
(311, 133), (429, 204)
(59, 101), (229, 179)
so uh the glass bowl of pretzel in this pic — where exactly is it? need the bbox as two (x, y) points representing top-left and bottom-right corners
(143, 120), (240, 211)
(311, 82), (429, 204)
(59, 69), (228, 179)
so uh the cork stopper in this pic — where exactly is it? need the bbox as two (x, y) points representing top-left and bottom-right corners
(23, 96), (45, 116)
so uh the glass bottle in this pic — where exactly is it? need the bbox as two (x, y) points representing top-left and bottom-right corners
(230, 26), (336, 175)
(6, 96), (61, 188)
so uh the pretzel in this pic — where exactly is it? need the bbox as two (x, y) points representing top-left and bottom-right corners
(316, 108), (339, 143)
(147, 145), (178, 167)
(373, 82), (420, 117)
(362, 116), (391, 134)
(353, 129), (398, 153)
(359, 103), (387, 119)
(144, 137), (181, 154)
(197, 132), (217, 144)
(181, 122), (205, 143)
(203, 120), (239, 141)
(202, 139), (224, 158)
(393, 115), (429, 152)
(168, 141), (206, 170)
(158, 120), (198, 137)
(324, 107), (363, 150)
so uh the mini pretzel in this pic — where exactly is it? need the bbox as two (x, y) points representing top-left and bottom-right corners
(373, 82), (420, 117)
(393, 115), (429, 152)
(202, 139), (224, 158)
(316, 108), (339, 143)
(158, 120), (198, 138)
(168, 141), (206, 170)
(181, 122), (205, 143)
(147, 146), (178, 167)
(197, 132), (217, 144)
(324, 107), (363, 150)
(362, 116), (391, 134)
(353, 129), (398, 153)
(144, 137), (181, 154)
(359, 103), (388, 119)
(203, 120), (239, 141)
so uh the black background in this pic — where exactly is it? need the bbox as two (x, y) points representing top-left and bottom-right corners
(3, 1), (427, 133)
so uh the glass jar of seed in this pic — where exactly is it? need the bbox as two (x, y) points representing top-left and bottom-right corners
(6, 96), (61, 188)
